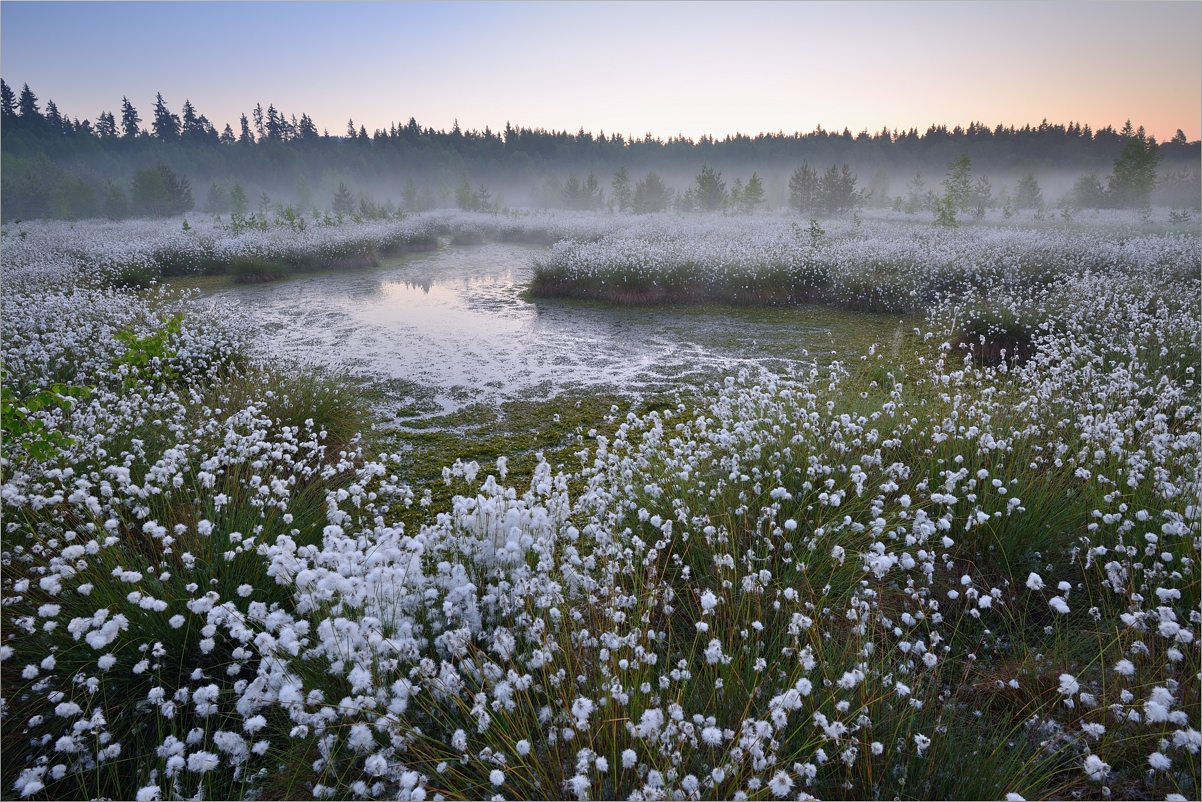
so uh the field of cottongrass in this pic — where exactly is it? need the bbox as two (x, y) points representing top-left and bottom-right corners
(1, 209), (1199, 801)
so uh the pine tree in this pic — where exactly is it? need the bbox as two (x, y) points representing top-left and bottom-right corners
(561, 175), (582, 209)
(582, 173), (603, 210)
(17, 83), (42, 123)
(298, 114), (318, 140)
(204, 182), (229, 214)
(611, 167), (632, 212)
(941, 153), (973, 212)
(694, 164), (726, 211)
(239, 114), (254, 145)
(818, 164), (863, 215)
(44, 100), (63, 134)
(229, 183), (249, 215)
(633, 172), (673, 213)
(741, 172), (765, 213)
(220, 124), (236, 146)
(1108, 133), (1160, 208)
(333, 182), (354, 214)
(151, 93), (180, 141)
(1014, 173), (1042, 210)
(266, 104), (281, 140)
(120, 96), (140, 138)
(96, 111), (117, 138)
(788, 161), (819, 213)
(0, 79), (16, 122)
(181, 100), (204, 139)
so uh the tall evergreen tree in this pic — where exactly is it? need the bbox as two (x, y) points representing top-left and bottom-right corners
(151, 93), (180, 141)
(266, 104), (282, 140)
(297, 113), (318, 140)
(788, 161), (819, 213)
(1108, 133), (1160, 208)
(1014, 173), (1043, 210)
(941, 152), (973, 212)
(220, 124), (236, 146)
(17, 83), (42, 123)
(44, 100), (63, 134)
(633, 172), (673, 213)
(694, 164), (726, 211)
(332, 182), (355, 214)
(120, 96), (140, 138)
(0, 79), (16, 122)
(96, 111), (117, 138)
(819, 164), (863, 215)
(611, 167), (632, 212)
(180, 99), (204, 139)
(239, 114), (254, 144)
(741, 172), (765, 213)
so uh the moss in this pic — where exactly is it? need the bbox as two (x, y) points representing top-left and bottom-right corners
(377, 388), (632, 533)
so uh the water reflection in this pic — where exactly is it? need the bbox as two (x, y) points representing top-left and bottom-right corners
(200, 243), (902, 412)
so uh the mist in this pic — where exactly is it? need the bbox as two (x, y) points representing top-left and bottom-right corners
(2, 82), (1199, 221)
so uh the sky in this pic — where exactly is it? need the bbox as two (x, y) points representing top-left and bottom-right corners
(2, 1), (1199, 142)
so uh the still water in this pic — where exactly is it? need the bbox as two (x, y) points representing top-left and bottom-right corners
(199, 243), (904, 412)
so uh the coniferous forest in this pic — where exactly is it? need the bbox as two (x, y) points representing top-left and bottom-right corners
(2, 79), (1199, 221)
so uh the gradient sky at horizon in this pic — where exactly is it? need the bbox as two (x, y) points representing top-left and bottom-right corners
(2, 1), (1199, 142)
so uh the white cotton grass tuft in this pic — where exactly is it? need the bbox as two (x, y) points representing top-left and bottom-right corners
(1082, 754), (1110, 782)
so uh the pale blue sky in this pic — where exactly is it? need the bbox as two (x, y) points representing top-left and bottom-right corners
(3, 2), (1199, 141)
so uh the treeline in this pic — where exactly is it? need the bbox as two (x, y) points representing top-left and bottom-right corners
(2, 78), (1199, 220)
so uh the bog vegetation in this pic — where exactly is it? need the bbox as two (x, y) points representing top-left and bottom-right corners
(2, 192), (1198, 802)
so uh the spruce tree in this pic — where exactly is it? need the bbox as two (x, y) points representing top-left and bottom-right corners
(694, 164), (726, 211)
(819, 164), (862, 215)
(788, 161), (819, 213)
(229, 183), (249, 215)
(941, 153), (973, 212)
(239, 114), (254, 145)
(333, 182), (354, 214)
(120, 96), (140, 138)
(17, 83), (42, 123)
(1108, 133), (1160, 208)
(96, 111), (117, 138)
(0, 79), (16, 122)
(633, 172), (673, 213)
(151, 93), (180, 141)
(611, 167), (632, 212)
(1014, 173), (1042, 210)
(44, 100), (63, 134)
(741, 172), (765, 213)
(181, 100), (202, 139)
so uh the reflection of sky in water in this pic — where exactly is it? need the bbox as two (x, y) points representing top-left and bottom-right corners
(201, 243), (901, 410)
